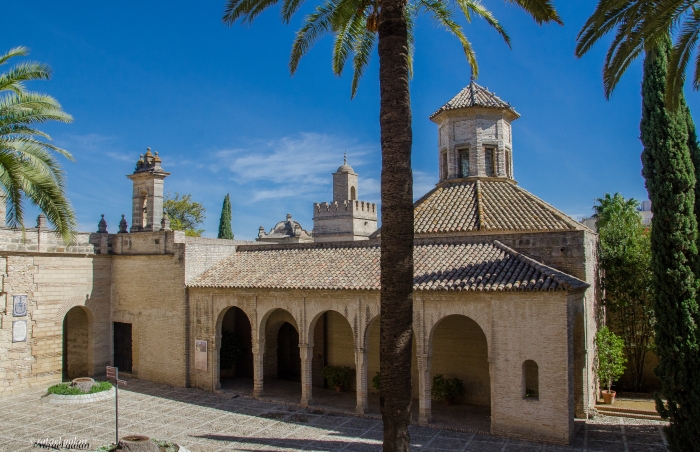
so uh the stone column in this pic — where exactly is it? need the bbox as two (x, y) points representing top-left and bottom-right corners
(253, 345), (264, 398)
(300, 344), (314, 407)
(355, 348), (368, 414)
(417, 352), (432, 425)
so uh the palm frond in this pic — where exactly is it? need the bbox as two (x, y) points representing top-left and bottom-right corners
(505, 0), (562, 25)
(455, 0), (511, 47)
(332, 10), (365, 76)
(290, 0), (339, 74)
(223, 0), (284, 25)
(350, 24), (376, 98)
(0, 62), (52, 95)
(423, 0), (478, 77)
(667, 8), (700, 107)
(0, 47), (29, 66)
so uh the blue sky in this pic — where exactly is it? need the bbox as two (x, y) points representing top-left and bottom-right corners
(3, 1), (695, 240)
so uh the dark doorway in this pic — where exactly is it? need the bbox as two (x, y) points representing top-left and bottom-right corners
(113, 322), (133, 373)
(220, 307), (254, 381)
(277, 322), (301, 381)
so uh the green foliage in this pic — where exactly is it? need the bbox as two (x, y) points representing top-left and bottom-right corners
(641, 38), (700, 450)
(371, 371), (381, 391)
(525, 388), (536, 398)
(218, 193), (234, 240)
(595, 193), (655, 392)
(431, 374), (465, 402)
(322, 365), (354, 388)
(164, 192), (206, 237)
(0, 46), (76, 242)
(47, 381), (112, 395)
(224, 0), (560, 98)
(595, 326), (627, 392)
(576, 0), (700, 108)
(220, 334), (244, 369)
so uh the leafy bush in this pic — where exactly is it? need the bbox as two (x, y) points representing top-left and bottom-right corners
(596, 326), (627, 392)
(323, 365), (355, 388)
(220, 334), (245, 369)
(372, 372), (381, 391)
(48, 381), (112, 395)
(432, 374), (465, 402)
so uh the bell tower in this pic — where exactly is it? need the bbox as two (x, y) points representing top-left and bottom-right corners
(127, 148), (170, 232)
(430, 78), (520, 182)
(313, 154), (377, 242)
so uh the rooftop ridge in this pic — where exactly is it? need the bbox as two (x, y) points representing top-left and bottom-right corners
(507, 183), (594, 233)
(491, 240), (589, 292)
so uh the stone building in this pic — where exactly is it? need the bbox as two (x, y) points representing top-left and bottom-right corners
(0, 80), (598, 445)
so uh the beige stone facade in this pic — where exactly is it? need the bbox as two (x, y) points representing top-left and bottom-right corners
(0, 81), (599, 446)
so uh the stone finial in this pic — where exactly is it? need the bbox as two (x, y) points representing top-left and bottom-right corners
(161, 210), (171, 231)
(286, 213), (292, 221)
(118, 214), (128, 233)
(97, 214), (108, 233)
(36, 214), (47, 231)
(343, 151), (347, 165)
(258, 225), (266, 238)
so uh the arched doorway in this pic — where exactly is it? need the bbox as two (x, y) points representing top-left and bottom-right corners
(219, 307), (254, 386)
(63, 306), (90, 380)
(365, 316), (416, 414)
(429, 314), (490, 430)
(277, 322), (301, 380)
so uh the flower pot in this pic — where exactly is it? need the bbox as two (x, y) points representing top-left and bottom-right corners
(602, 390), (616, 405)
(335, 385), (345, 393)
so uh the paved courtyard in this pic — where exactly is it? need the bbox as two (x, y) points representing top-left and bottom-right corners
(0, 379), (669, 451)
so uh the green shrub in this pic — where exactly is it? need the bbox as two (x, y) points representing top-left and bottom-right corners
(47, 381), (112, 395)
(432, 374), (465, 402)
(595, 326), (627, 392)
(371, 372), (381, 391)
(323, 365), (355, 388)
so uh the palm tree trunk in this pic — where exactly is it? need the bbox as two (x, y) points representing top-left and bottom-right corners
(377, 0), (413, 449)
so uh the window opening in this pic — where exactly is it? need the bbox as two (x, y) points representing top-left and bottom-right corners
(523, 360), (539, 399)
(441, 152), (448, 180)
(484, 147), (495, 176)
(459, 149), (470, 177)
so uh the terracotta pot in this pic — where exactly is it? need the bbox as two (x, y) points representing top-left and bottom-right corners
(335, 385), (345, 393)
(602, 390), (616, 405)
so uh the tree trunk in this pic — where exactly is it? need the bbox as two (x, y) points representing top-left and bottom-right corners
(377, 0), (413, 449)
(119, 435), (159, 452)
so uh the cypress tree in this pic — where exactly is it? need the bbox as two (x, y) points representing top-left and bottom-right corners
(641, 37), (700, 450)
(218, 194), (234, 240)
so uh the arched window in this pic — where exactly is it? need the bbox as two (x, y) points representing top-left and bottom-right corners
(350, 186), (357, 200)
(459, 149), (470, 177)
(523, 360), (539, 400)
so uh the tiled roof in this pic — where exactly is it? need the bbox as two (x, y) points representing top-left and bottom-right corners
(430, 81), (519, 119)
(188, 241), (587, 292)
(411, 179), (589, 235)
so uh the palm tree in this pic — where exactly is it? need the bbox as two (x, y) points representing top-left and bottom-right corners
(593, 192), (640, 229)
(575, 0), (700, 107)
(223, 1), (561, 449)
(0, 46), (76, 242)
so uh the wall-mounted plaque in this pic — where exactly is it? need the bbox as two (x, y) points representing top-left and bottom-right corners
(195, 340), (207, 371)
(12, 295), (27, 317)
(12, 320), (26, 342)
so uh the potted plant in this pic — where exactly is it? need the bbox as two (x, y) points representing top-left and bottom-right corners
(323, 365), (355, 392)
(595, 326), (627, 404)
(432, 374), (465, 405)
(372, 372), (381, 391)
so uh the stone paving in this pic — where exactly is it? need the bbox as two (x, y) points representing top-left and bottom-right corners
(0, 379), (669, 452)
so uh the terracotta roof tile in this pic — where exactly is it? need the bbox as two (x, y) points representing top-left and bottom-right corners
(412, 179), (588, 235)
(430, 81), (519, 119)
(188, 240), (587, 292)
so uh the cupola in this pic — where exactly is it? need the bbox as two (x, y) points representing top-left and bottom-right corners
(430, 79), (519, 182)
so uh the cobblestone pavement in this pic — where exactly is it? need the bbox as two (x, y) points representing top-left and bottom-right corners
(0, 379), (669, 452)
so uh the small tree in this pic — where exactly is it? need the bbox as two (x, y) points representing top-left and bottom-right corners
(596, 326), (627, 393)
(595, 193), (655, 391)
(164, 192), (206, 237)
(218, 194), (234, 239)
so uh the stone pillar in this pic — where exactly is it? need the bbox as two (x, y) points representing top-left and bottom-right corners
(300, 344), (314, 407)
(253, 345), (264, 398)
(417, 352), (432, 425)
(355, 348), (368, 414)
